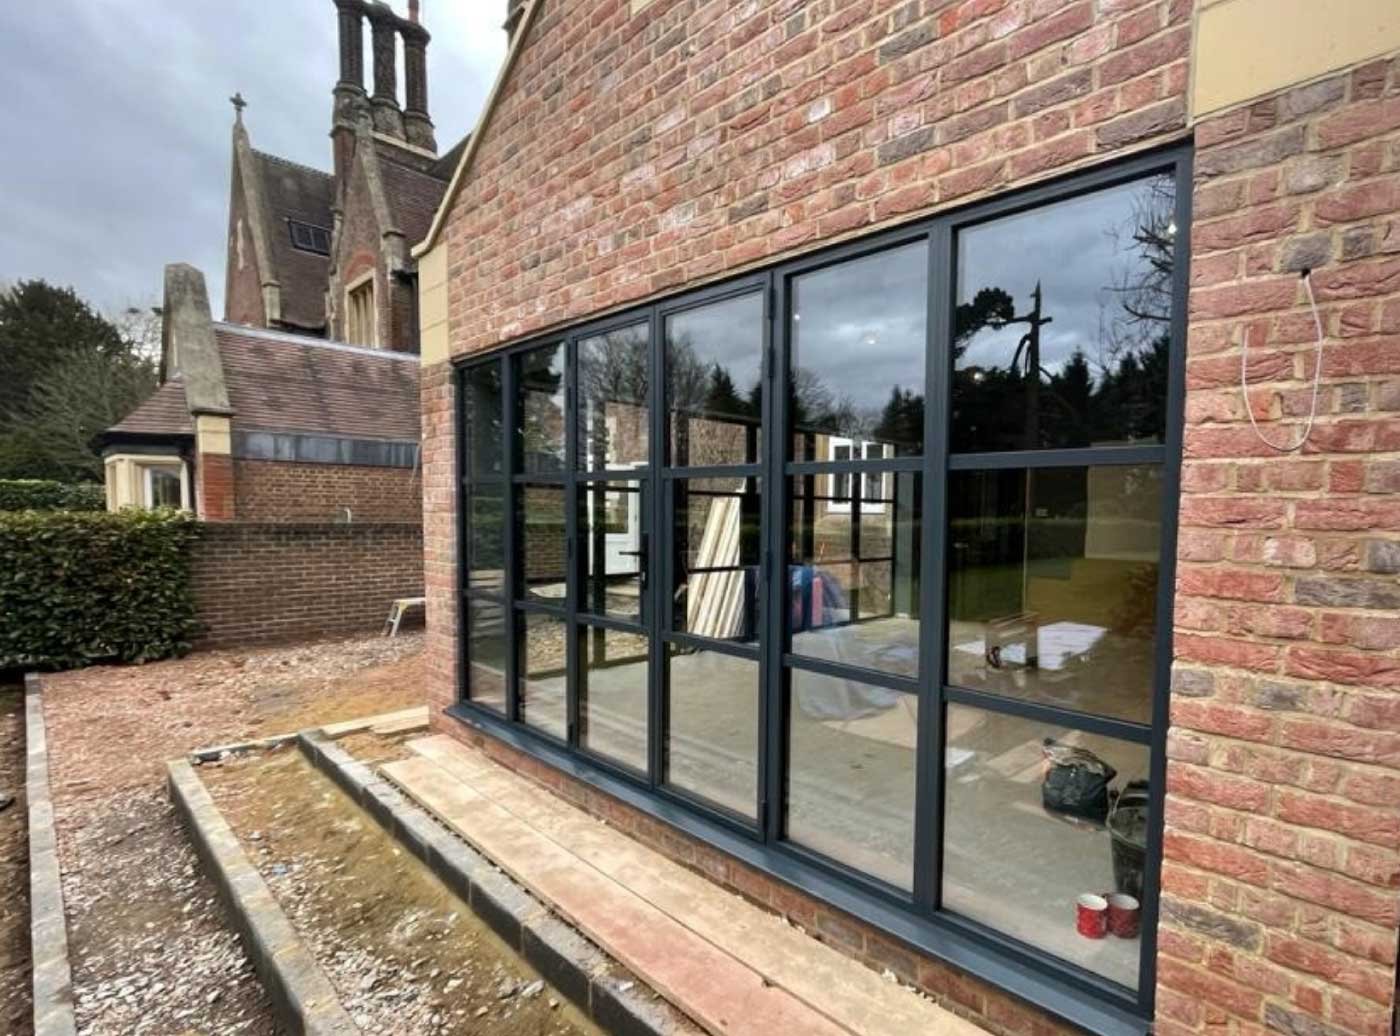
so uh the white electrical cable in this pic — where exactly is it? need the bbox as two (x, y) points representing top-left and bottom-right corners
(1241, 270), (1327, 453)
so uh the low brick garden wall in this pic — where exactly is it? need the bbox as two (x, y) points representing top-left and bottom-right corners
(190, 523), (424, 647)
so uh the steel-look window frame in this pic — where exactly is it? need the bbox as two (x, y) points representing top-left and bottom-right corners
(450, 143), (1192, 1036)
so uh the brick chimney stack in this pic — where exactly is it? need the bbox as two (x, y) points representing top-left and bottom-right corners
(367, 1), (406, 141)
(401, 1), (437, 151)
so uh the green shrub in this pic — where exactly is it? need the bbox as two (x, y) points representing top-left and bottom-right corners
(0, 509), (199, 670)
(0, 479), (106, 512)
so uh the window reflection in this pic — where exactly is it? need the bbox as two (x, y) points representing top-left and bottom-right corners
(518, 345), (566, 473)
(464, 363), (504, 478)
(947, 465), (1161, 724)
(943, 705), (1148, 988)
(466, 484), (505, 594)
(666, 294), (764, 467)
(787, 672), (917, 890)
(789, 473), (921, 678)
(580, 625), (650, 773)
(666, 647), (759, 818)
(790, 242), (928, 459)
(466, 597), (507, 712)
(579, 324), (649, 471)
(582, 482), (645, 621)
(520, 484), (567, 603)
(673, 477), (761, 644)
(519, 611), (567, 739)
(953, 176), (1175, 452)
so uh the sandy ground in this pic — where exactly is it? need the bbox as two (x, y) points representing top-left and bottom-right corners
(0, 683), (31, 1036)
(39, 632), (425, 1036)
(201, 740), (601, 1036)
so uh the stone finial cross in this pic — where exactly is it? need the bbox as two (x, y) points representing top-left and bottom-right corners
(230, 92), (247, 123)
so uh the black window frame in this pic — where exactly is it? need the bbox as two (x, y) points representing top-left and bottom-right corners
(287, 219), (332, 256)
(449, 145), (1191, 1036)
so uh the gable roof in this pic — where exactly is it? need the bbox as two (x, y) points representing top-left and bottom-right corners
(214, 324), (420, 441)
(412, 0), (542, 257)
(378, 151), (452, 249)
(251, 150), (335, 332)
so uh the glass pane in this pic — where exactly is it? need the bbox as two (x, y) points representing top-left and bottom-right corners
(953, 174), (1176, 453)
(580, 625), (650, 772)
(666, 646), (758, 818)
(943, 705), (1150, 989)
(520, 484), (567, 603)
(148, 468), (182, 508)
(947, 465), (1161, 725)
(466, 596), (507, 712)
(464, 362), (504, 478)
(672, 477), (760, 645)
(518, 344), (566, 474)
(578, 323), (649, 471)
(466, 484), (505, 594)
(666, 293), (763, 467)
(519, 611), (567, 739)
(787, 672), (917, 890)
(582, 481), (645, 622)
(789, 473), (921, 678)
(790, 242), (928, 459)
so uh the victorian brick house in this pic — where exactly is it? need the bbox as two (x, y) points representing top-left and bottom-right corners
(409, 3), (1400, 1036)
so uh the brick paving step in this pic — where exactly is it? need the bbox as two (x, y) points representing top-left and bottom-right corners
(384, 735), (988, 1036)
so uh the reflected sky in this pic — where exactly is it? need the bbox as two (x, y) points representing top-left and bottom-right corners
(957, 176), (1174, 382)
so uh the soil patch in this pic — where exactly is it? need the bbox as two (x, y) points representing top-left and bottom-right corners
(40, 632), (425, 1035)
(201, 743), (603, 1036)
(0, 683), (30, 1036)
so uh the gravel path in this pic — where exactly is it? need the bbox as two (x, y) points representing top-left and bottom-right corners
(39, 633), (426, 1036)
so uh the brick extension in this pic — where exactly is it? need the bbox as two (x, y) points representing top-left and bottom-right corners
(190, 522), (424, 648)
(415, 3), (1400, 1036)
(232, 459), (423, 523)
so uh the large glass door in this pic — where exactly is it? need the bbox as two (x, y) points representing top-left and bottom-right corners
(659, 288), (767, 822)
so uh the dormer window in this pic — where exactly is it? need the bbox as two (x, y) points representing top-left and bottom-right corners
(288, 220), (331, 256)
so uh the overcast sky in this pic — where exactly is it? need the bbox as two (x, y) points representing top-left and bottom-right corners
(0, 0), (507, 318)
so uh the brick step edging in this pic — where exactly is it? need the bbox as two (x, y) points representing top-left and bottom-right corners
(297, 731), (703, 1036)
(24, 673), (77, 1036)
(166, 756), (359, 1036)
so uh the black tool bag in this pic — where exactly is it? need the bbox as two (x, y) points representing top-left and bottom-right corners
(1041, 739), (1117, 823)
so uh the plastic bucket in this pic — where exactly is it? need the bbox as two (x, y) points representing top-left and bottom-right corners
(1107, 786), (1149, 900)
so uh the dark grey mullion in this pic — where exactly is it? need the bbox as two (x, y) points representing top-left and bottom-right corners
(782, 652), (921, 695)
(564, 337), (581, 748)
(661, 463), (762, 481)
(947, 444), (1166, 471)
(647, 304), (664, 790)
(763, 272), (787, 846)
(502, 356), (521, 722)
(788, 456), (924, 476)
(662, 630), (761, 661)
(455, 366), (470, 705)
(1136, 148), (1193, 1016)
(942, 685), (1155, 745)
(915, 222), (950, 910)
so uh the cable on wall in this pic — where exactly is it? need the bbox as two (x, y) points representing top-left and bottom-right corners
(1241, 268), (1327, 453)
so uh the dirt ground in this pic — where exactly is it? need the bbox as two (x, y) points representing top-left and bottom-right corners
(0, 683), (31, 1036)
(38, 632), (425, 1036)
(201, 740), (601, 1036)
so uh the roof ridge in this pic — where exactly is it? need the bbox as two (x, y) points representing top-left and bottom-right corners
(252, 148), (333, 182)
(212, 321), (420, 363)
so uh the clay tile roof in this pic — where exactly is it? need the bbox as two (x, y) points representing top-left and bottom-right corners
(214, 325), (420, 441)
(253, 150), (334, 331)
(379, 154), (451, 249)
(106, 377), (194, 438)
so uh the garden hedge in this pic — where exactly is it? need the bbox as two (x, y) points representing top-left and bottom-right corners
(0, 509), (200, 670)
(0, 479), (106, 512)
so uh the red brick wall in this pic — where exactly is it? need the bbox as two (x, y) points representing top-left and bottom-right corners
(439, 0), (1191, 354)
(422, 360), (460, 711)
(233, 458), (422, 523)
(1159, 59), (1400, 1036)
(197, 452), (236, 522)
(189, 522), (424, 647)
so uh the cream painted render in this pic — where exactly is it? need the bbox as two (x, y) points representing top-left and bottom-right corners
(1192, 0), (1400, 117)
(103, 454), (192, 512)
(417, 241), (450, 366)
